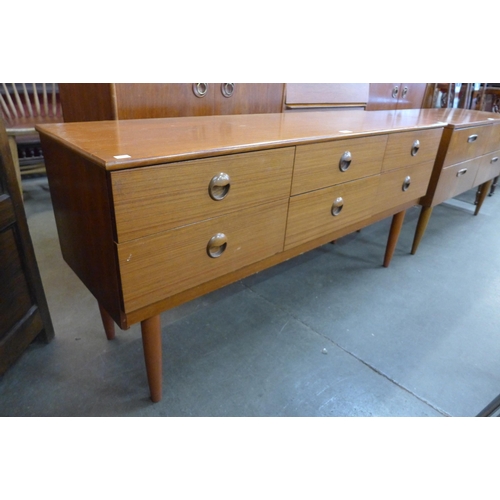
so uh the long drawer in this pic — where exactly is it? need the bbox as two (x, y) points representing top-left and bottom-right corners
(291, 135), (387, 195)
(285, 175), (380, 250)
(443, 125), (490, 167)
(117, 199), (288, 312)
(111, 148), (295, 242)
(382, 128), (442, 172)
(473, 150), (500, 187)
(374, 161), (435, 213)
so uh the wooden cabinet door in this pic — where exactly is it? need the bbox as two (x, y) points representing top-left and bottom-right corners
(396, 83), (427, 109)
(0, 119), (54, 374)
(213, 83), (284, 115)
(366, 83), (401, 110)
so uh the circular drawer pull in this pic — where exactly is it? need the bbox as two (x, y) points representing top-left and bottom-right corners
(208, 173), (231, 200)
(207, 233), (227, 258)
(392, 86), (399, 99)
(467, 134), (478, 143)
(193, 83), (208, 98)
(339, 151), (352, 172)
(331, 196), (344, 216)
(402, 86), (408, 98)
(402, 175), (411, 192)
(457, 168), (468, 177)
(411, 140), (420, 156)
(491, 157), (499, 164)
(221, 83), (235, 98)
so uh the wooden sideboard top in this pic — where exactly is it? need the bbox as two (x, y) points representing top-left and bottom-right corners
(36, 109), (500, 171)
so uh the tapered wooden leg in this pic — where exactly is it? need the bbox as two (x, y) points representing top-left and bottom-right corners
(411, 206), (433, 255)
(474, 179), (493, 215)
(98, 303), (115, 340)
(141, 315), (162, 403)
(383, 210), (406, 268)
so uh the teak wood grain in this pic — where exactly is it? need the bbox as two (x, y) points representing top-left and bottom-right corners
(117, 200), (288, 312)
(473, 150), (500, 187)
(442, 125), (491, 167)
(111, 148), (294, 242)
(291, 135), (387, 195)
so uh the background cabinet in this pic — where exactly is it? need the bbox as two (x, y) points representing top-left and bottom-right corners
(366, 83), (428, 110)
(59, 83), (285, 121)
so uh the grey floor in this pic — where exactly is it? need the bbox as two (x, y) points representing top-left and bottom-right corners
(1, 176), (500, 417)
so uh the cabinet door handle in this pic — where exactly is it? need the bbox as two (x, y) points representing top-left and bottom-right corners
(339, 151), (352, 172)
(467, 134), (478, 143)
(491, 157), (499, 163)
(402, 86), (408, 98)
(392, 86), (399, 99)
(402, 175), (411, 192)
(457, 168), (468, 177)
(207, 233), (227, 258)
(411, 139), (420, 157)
(208, 172), (231, 200)
(193, 83), (209, 98)
(221, 83), (235, 98)
(331, 197), (344, 216)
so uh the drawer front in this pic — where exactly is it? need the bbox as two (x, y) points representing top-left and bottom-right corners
(375, 161), (434, 213)
(111, 148), (295, 242)
(285, 175), (379, 250)
(382, 128), (442, 172)
(118, 200), (288, 312)
(486, 123), (500, 154)
(473, 150), (500, 187)
(443, 125), (490, 167)
(291, 135), (387, 195)
(432, 157), (482, 206)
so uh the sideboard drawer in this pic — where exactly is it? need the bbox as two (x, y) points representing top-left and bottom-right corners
(291, 135), (387, 195)
(285, 175), (379, 250)
(443, 126), (490, 167)
(473, 150), (500, 187)
(111, 148), (295, 242)
(486, 123), (500, 153)
(375, 161), (434, 213)
(432, 157), (482, 206)
(382, 128), (443, 172)
(118, 199), (288, 312)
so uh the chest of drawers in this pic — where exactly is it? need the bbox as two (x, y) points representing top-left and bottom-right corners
(37, 110), (446, 402)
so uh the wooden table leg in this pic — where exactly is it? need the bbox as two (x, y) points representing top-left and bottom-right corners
(474, 179), (493, 216)
(98, 303), (115, 340)
(141, 315), (162, 403)
(383, 210), (406, 268)
(411, 206), (433, 255)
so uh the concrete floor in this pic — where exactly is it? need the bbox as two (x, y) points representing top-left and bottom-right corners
(1, 176), (500, 417)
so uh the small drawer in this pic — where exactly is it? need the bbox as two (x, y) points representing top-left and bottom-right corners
(473, 150), (500, 187)
(117, 199), (288, 312)
(285, 175), (379, 250)
(111, 148), (295, 242)
(443, 125), (490, 167)
(374, 161), (434, 213)
(485, 122), (500, 154)
(382, 128), (442, 172)
(291, 135), (387, 195)
(432, 157), (482, 206)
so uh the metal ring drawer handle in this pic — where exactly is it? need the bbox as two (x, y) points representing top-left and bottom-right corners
(193, 83), (208, 98)
(411, 140), (420, 156)
(457, 168), (468, 177)
(331, 197), (344, 216)
(339, 151), (352, 172)
(402, 86), (408, 98)
(467, 134), (478, 143)
(207, 233), (227, 258)
(402, 175), (411, 192)
(491, 157), (499, 164)
(392, 86), (399, 99)
(208, 172), (231, 200)
(221, 83), (235, 98)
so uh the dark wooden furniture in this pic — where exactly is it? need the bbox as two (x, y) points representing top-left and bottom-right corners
(58, 83), (285, 122)
(410, 109), (500, 254)
(0, 118), (54, 374)
(37, 109), (445, 402)
(366, 83), (428, 111)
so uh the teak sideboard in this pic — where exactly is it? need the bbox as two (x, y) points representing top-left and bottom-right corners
(35, 108), (499, 402)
